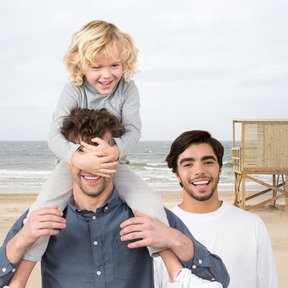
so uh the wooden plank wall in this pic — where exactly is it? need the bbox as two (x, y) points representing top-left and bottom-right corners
(243, 123), (288, 170)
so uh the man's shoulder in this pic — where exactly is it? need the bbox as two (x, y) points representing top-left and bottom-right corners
(223, 201), (258, 216)
(221, 202), (266, 229)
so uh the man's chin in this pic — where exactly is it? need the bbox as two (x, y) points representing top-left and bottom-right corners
(82, 189), (104, 198)
(188, 190), (215, 202)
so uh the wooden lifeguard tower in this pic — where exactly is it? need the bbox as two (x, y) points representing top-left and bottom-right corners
(232, 119), (288, 212)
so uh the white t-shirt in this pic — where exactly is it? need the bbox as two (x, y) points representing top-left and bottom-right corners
(154, 202), (279, 288)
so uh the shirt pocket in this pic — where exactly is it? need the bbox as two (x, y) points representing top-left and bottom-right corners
(113, 237), (149, 280)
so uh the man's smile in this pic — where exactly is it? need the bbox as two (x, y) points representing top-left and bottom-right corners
(192, 179), (211, 191)
(82, 175), (101, 183)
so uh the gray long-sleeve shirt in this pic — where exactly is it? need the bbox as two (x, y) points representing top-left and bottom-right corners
(48, 78), (141, 164)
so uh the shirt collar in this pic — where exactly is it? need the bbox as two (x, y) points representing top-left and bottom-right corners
(68, 187), (123, 215)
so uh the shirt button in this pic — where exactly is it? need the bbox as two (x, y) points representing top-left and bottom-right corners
(93, 241), (98, 246)
(2, 267), (7, 272)
(199, 259), (203, 264)
(192, 265), (197, 269)
(12, 268), (16, 273)
(92, 216), (96, 220)
(104, 206), (109, 212)
(96, 271), (101, 276)
(211, 278), (215, 281)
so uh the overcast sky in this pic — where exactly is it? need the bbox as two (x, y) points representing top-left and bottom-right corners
(0, 0), (287, 141)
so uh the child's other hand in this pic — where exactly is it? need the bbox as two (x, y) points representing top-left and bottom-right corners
(81, 137), (120, 161)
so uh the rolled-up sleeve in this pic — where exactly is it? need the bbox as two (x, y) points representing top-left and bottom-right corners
(0, 245), (19, 286)
(0, 211), (28, 287)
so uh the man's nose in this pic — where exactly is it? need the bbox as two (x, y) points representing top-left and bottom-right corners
(193, 162), (205, 175)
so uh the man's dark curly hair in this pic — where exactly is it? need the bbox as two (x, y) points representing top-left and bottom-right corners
(61, 108), (125, 144)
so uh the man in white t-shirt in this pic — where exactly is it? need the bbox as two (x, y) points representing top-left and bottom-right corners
(154, 130), (279, 288)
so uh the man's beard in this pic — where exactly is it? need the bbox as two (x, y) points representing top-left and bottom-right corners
(180, 174), (220, 202)
(74, 172), (110, 198)
(79, 178), (109, 198)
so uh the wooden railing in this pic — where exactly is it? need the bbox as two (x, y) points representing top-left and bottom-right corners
(232, 147), (241, 172)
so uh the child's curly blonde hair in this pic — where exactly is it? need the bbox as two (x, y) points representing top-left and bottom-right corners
(63, 20), (139, 86)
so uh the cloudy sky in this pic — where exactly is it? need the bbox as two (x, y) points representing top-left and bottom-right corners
(0, 0), (287, 141)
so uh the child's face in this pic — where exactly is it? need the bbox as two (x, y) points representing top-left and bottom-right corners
(85, 48), (123, 95)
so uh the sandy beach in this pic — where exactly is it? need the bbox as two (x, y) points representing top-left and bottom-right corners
(0, 192), (287, 287)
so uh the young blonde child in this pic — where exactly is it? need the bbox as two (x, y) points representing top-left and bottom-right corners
(8, 20), (193, 288)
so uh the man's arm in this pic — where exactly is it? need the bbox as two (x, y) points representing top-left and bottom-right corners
(165, 208), (229, 287)
(120, 209), (230, 288)
(0, 206), (66, 287)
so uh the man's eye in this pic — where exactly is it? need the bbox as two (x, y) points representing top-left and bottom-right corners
(184, 163), (192, 167)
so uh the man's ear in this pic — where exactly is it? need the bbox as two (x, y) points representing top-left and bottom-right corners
(65, 162), (72, 171)
(175, 172), (183, 188)
(175, 172), (181, 182)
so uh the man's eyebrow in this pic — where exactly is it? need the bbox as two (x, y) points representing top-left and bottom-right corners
(179, 155), (217, 165)
(179, 157), (195, 165)
(201, 155), (217, 161)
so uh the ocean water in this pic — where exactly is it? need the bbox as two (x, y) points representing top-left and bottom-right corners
(0, 140), (267, 194)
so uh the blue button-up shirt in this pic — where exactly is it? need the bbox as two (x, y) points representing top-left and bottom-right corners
(0, 188), (230, 287)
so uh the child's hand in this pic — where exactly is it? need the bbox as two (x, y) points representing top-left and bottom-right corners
(72, 150), (119, 177)
(7, 205), (66, 264)
(81, 137), (120, 161)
